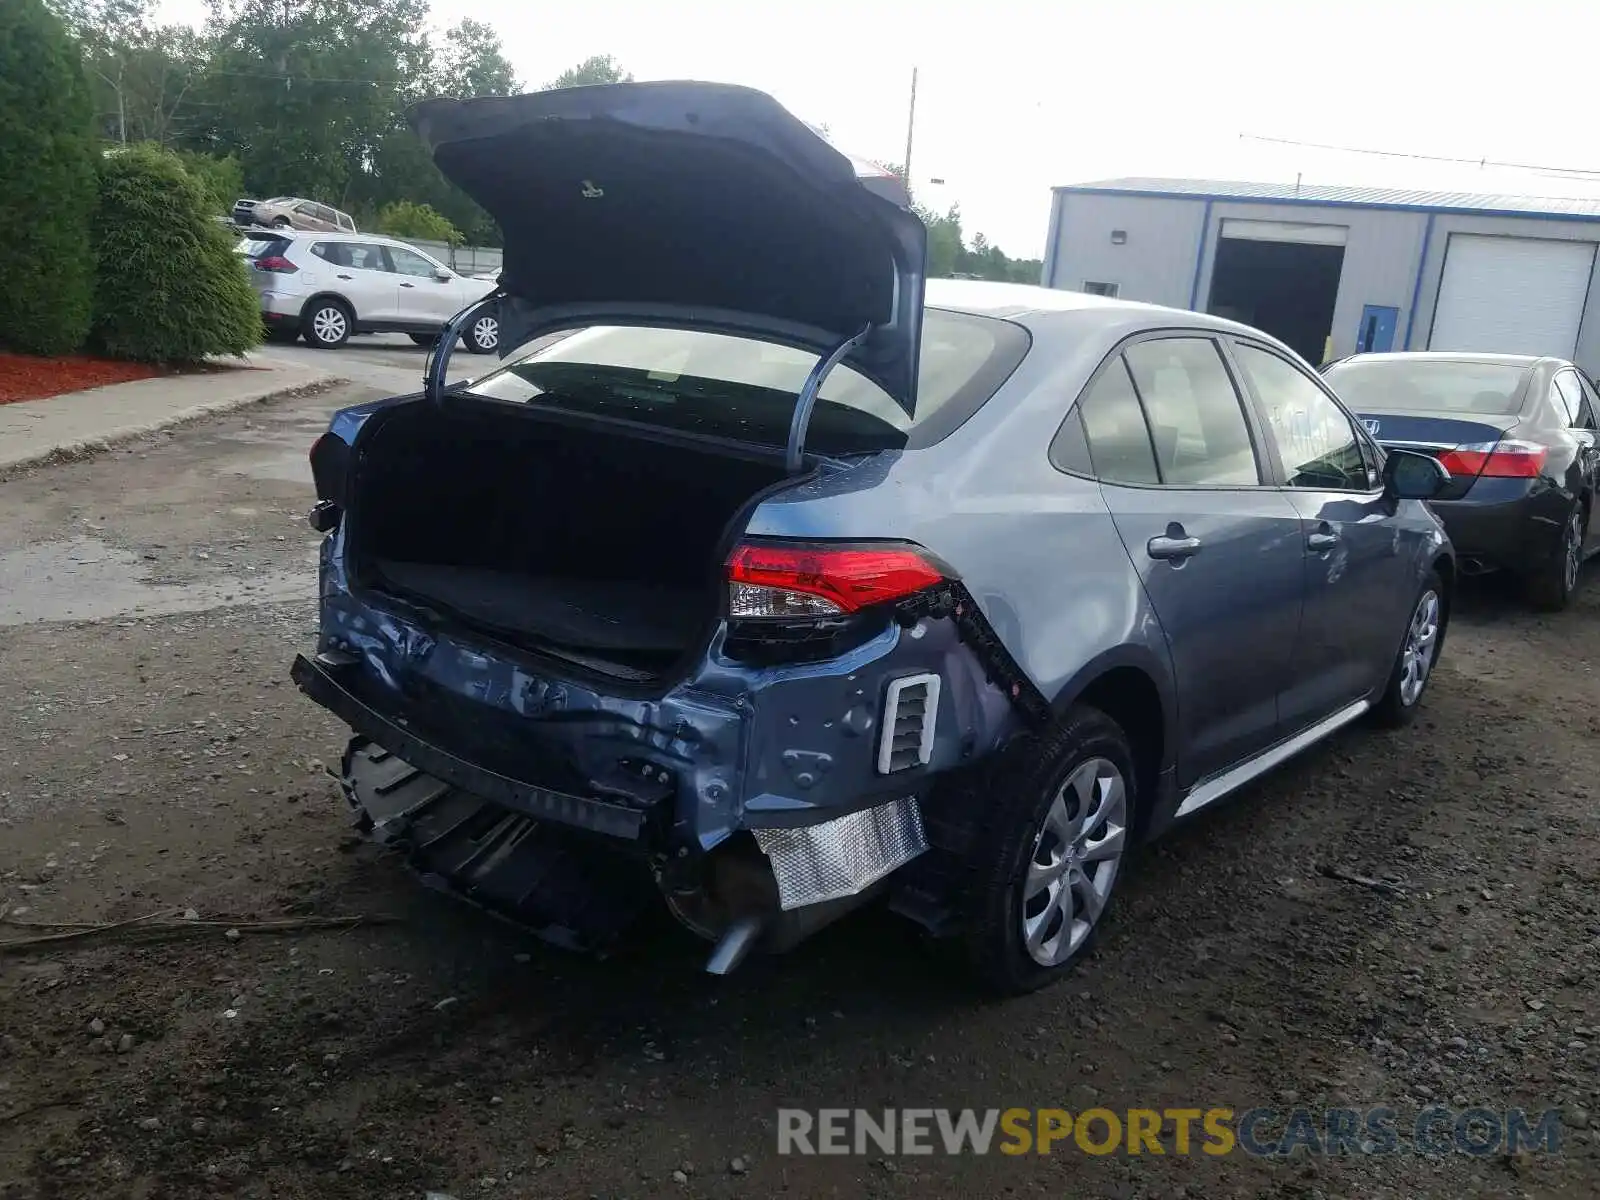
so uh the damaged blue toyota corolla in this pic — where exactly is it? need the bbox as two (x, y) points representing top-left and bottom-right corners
(291, 81), (1457, 993)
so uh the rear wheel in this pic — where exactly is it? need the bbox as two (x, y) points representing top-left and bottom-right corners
(1371, 570), (1445, 728)
(302, 299), (352, 349)
(461, 306), (499, 354)
(1525, 502), (1585, 612)
(408, 333), (438, 347)
(272, 216), (291, 228)
(962, 706), (1135, 994)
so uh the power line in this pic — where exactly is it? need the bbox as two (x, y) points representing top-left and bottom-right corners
(1239, 132), (1600, 182)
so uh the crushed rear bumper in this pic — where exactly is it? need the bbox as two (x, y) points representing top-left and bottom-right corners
(292, 651), (670, 841)
(295, 559), (1028, 968)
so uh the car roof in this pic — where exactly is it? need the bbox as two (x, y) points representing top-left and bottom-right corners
(1329, 351), (1553, 369)
(925, 278), (1283, 343)
(245, 227), (412, 249)
(262, 196), (347, 210)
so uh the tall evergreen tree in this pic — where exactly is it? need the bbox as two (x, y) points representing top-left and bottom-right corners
(0, 0), (98, 355)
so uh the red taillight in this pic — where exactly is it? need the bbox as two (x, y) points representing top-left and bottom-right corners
(1436, 439), (1548, 479)
(253, 255), (298, 273)
(726, 542), (948, 619)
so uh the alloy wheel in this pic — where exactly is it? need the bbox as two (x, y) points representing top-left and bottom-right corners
(1563, 509), (1584, 595)
(471, 315), (498, 351)
(1020, 757), (1128, 967)
(1399, 589), (1441, 707)
(312, 306), (347, 345)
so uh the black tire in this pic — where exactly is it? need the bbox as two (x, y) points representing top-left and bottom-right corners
(408, 333), (438, 347)
(263, 326), (300, 344)
(272, 216), (292, 228)
(460, 305), (499, 355)
(962, 705), (1137, 995)
(1371, 569), (1446, 728)
(1524, 502), (1585, 612)
(301, 299), (352, 349)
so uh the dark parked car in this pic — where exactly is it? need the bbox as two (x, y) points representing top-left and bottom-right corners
(291, 82), (1455, 994)
(1323, 352), (1600, 609)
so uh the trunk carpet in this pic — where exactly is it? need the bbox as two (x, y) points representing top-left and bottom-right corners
(374, 560), (705, 656)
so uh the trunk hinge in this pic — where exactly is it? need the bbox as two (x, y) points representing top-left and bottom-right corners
(784, 323), (874, 473)
(425, 285), (508, 405)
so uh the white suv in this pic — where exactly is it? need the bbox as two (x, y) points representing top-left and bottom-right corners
(237, 229), (500, 352)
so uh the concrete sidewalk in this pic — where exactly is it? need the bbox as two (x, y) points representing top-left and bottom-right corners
(0, 351), (337, 474)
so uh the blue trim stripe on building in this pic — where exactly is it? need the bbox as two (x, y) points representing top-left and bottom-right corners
(1055, 183), (1600, 227)
(1402, 213), (1437, 351)
(1188, 199), (1213, 311)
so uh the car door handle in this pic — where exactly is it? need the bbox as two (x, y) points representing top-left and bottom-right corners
(1308, 530), (1341, 552)
(399, 282), (416, 288)
(1148, 535), (1202, 561)
(336, 273), (352, 280)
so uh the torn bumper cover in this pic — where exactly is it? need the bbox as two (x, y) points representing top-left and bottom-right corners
(752, 797), (929, 910)
(289, 651), (668, 841)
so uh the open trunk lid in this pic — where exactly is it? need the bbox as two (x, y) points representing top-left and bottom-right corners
(409, 81), (928, 414)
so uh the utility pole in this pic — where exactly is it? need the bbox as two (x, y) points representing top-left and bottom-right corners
(902, 66), (918, 190)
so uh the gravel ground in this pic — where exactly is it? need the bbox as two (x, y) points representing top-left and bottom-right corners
(0, 385), (1597, 1199)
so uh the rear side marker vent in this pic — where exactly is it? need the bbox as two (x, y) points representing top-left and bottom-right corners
(878, 673), (941, 775)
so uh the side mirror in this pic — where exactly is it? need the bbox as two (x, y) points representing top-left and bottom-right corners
(1384, 448), (1450, 500)
(433, 268), (452, 282)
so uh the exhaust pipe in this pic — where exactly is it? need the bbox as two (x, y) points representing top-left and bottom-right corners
(704, 916), (764, 975)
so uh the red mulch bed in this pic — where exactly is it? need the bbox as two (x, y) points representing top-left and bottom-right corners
(0, 352), (253, 405)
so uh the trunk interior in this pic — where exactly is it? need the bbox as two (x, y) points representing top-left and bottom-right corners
(351, 401), (792, 678)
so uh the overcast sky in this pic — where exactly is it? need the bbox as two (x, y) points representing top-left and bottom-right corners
(158, 0), (1600, 257)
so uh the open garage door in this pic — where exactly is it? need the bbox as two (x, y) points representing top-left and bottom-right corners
(1207, 220), (1347, 364)
(1429, 234), (1596, 359)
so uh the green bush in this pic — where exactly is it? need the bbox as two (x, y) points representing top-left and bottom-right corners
(91, 144), (261, 363)
(0, 0), (98, 356)
(376, 200), (464, 246)
(173, 148), (246, 216)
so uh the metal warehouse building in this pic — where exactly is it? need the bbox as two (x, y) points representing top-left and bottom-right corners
(1040, 178), (1600, 374)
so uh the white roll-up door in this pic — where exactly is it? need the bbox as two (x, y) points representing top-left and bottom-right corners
(1429, 234), (1596, 358)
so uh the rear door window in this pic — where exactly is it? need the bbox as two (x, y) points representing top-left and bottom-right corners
(313, 241), (386, 271)
(350, 243), (387, 272)
(1122, 337), (1261, 485)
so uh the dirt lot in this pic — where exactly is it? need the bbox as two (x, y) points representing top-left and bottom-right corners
(1, 384), (1597, 1199)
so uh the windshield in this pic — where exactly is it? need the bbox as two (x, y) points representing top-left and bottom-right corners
(1324, 359), (1531, 415)
(464, 308), (1030, 453)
